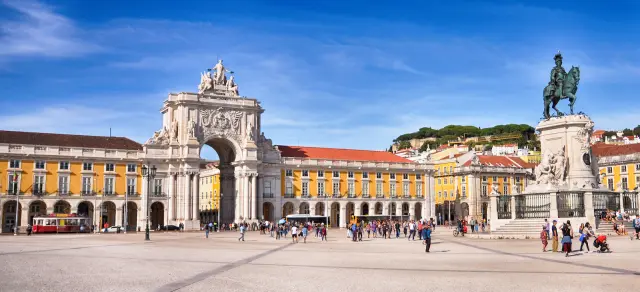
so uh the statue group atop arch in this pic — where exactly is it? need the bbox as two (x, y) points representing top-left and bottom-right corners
(198, 59), (239, 96)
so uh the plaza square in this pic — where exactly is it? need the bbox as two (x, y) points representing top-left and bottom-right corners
(1, 1), (640, 291)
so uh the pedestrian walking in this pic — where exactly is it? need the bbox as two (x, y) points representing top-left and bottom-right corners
(291, 225), (299, 243)
(238, 223), (246, 242)
(205, 225), (210, 239)
(551, 220), (559, 252)
(302, 224), (308, 243)
(580, 223), (594, 252)
(561, 221), (573, 257)
(423, 224), (432, 253)
(540, 225), (548, 252)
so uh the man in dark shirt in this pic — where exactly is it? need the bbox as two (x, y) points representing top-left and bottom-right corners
(551, 220), (558, 252)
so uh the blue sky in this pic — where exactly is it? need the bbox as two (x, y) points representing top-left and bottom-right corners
(0, 0), (639, 160)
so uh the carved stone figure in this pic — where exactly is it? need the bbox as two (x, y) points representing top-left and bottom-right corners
(575, 120), (594, 152)
(170, 120), (179, 140)
(512, 184), (520, 194)
(491, 184), (499, 195)
(198, 71), (213, 93)
(212, 59), (230, 85)
(145, 127), (170, 145)
(543, 52), (581, 119)
(246, 120), (254, 141)
(534, 146), (567, 187)
(471, 154), (480, 165)
(188, 119), (197, 139)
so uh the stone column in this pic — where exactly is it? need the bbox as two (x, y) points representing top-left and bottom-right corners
(355, 204), (361, 216)
(115, 206), (123, 227)
(489, 194), (498, 231)
(183, 174), (191, 222)
(310, 204), (316, 216)
(251, 175), (257, 220)
(619, 192), (625, 213)
(510, 195), (516, 220)
(549, 192), (559, 219)
(243, 175), (250, 221)
(584, 191), (595, 227)
(141, 175), (149, 228)
(168, 174), (175, 221)
(20, 207), (29, 227)
(234, 173), (241, 221)
(192, 173), (199, 221)
(339, 205), (347, 228)
(396, 203), (402, 218)
(257, 176), (264, 220)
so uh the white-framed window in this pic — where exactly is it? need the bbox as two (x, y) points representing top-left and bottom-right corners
(348, 171), (354, 178)
(482, 176), (487, 182)
(82, 176), (92, 194)
(9, 159), (20, 169)
(416, 183), (422, 197)
(105, 163), (115, 172)
(332, 171), (340, 178)
(403, 182), (409, 196)
(362, 172), (369, 179)
(621, 165), (627, 173)
(607, 167), (613, 174)
(285, 181), (293, 195)
(127, 164), (136, 173)
(492, 176), (497, 182)
(444, 191), (448, 198)
(129, 177), (139, 195)
(347, 182), (354, 195)
(403, 173), (409, 180)
(362, 181), (369, 195)
(332, 182), (340, 195)
(450, 177), (454, 184)
(104, 177), (115, 195)
(636, 164), (640, 171)
(416, 173), (421, 180)
(376, 182), (383, 196)
(33, 174), (45, 194)
(317, 170), (324, 178)
(376, 172), (382, 179)
(8, 172), (20, 194)
(390, 173), (396, 180)
(607, 178), (614, 191)
(317, 181), (324, 196)
(390, 183), (396, 197)
(264, 181), (272, 195)
(462, 185), (466, 197)
(438, 191), (442, 198)
(482, 185), (488, 196)
(82, 162), (93, 171)
(438, 178), (441, 185)
(285, 169), (293, 177)
(58, 175), (69, 194)
(302, 170), (309, 177)
(59, 161), (70, 170)
(449, 166), (453, 173)
(461, 176), (466, 183)
(35, 161), (45, 170)
(444, 168), (448, 174)
(302, 182), (309, 196)
(622, 177), (628, 190)
(30, 204), (41, 213)
(503, 185), (509, 195)
(515, 176), (521, 183)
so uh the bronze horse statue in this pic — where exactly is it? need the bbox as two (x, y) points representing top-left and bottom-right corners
(543, 66), (580, 119)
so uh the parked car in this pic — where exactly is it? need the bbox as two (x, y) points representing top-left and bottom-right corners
(103, 226), (123, 233)
(163, 225), (180, 231)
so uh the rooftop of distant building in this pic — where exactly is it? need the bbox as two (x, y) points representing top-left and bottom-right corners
(0, 130), (142, 151)
(277, 145), (415, 163)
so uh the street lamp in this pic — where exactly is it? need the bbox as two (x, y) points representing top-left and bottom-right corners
(12, 170), (19, 236)
(142, 164), (157, 241)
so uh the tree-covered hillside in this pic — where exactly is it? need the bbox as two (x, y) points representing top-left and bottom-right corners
(394, 124), (535, 142)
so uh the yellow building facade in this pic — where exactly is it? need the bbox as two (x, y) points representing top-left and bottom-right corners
(0, 130), (145, 233)
(269, 145), (435, 228)
(594, 144), (640, 192)
(198, 164), (221, 224)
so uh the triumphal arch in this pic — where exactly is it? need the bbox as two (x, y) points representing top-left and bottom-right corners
(141, 60), (281, 229)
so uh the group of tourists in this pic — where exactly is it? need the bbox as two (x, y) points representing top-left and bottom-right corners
(540, 219), (612, 256)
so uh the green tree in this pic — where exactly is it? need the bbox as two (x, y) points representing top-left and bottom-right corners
(622, 128), (633, 136)
(633, 125), (640, 136)
(398, 140), (412, 150)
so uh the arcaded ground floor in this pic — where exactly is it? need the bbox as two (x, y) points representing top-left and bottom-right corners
(1, 229), (639, 291)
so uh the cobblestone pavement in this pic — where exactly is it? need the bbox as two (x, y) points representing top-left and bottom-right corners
(0, 229), (638, 292)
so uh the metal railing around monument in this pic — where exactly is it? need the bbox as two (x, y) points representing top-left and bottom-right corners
(592, 191), (619, 218)
(497, 196), (512, 219)
(557, 192), (585, 218)
(622, 192), (639, 215)
(515, 193), (550, 219)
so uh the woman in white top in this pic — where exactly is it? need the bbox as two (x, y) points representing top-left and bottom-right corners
(291, 226), (298, 243)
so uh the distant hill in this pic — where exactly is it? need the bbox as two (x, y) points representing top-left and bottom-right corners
(392, 124), (537, 152)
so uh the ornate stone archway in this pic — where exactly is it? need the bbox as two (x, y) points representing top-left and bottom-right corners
(142, 61), (282, 230)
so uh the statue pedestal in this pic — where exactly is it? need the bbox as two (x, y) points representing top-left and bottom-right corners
(528, 114), (598, 192)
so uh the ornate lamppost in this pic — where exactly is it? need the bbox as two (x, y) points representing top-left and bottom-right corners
(142, 165), (157, 241)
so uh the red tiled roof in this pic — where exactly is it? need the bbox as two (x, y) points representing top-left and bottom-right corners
(593, 130), (606, 136)
(0, 130), (142, 151)
(462, 155), (532, 168)
(592, 143), (640, 157)
(277, 145), (415, 163)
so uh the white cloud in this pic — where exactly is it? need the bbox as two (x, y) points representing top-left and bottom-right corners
(0, 0), (98, 57)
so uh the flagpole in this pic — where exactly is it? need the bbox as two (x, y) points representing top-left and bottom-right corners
(13, 170), (19, 236)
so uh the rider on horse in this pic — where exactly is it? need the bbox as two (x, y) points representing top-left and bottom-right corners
(549, 52), (566, 99)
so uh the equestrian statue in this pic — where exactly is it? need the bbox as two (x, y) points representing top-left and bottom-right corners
(543, 52), (580, 119)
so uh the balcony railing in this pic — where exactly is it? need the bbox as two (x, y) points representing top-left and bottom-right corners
(263, 193), (274, 198)
(284, 193), (295, 198)
(126, 191), (139, 197)
(347, 194), (356, 198)
(403, 195), (410, 199)
(317, 194), (328, 198)
(151, 192), (167, 197)
(59, 191), (70, 196)
(362, 194), (370, 198)
(376, 194), (385, 198)
(103, 192), (116, 196)
(331, 194), (341, 198)
(301, 194), (310, 198)
(81, 191), (93, 196)
(416, 194), (424, 198)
